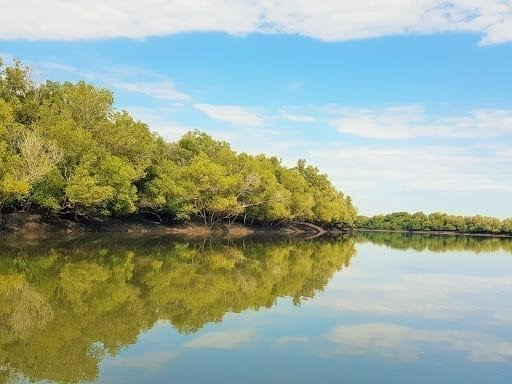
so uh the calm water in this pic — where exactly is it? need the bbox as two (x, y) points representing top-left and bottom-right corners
(1, 233), (511, 383)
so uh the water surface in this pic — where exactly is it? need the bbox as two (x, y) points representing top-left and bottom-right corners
(1, 233), (511, 383)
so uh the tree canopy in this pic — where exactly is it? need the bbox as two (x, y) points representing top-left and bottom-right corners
(0, 58), (357, 227)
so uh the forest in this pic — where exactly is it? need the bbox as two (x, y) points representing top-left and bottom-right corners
(356, 211), (512, 235)
(0, 58), (357, 227)
(2, 58), (510, 235)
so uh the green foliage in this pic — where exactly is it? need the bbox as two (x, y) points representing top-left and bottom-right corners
(97, 111), (156, 177)
(145, 131), (357, 226)
(356, 211), (512, 235)
(0, 58), (356, 224)
(65, 155), (138, 214)
(28, 169), (65, 210)
(0, 174), (30, 208)
(65, 162), (115, 208)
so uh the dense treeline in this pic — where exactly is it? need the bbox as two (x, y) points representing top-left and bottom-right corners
(0, 58), (356, 227)
(356, 212), (512, 235)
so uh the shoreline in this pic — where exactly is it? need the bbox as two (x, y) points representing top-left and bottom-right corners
(354, 228), (512, 239)
(0, 212), (341, 239)
(2, 212), (511, 240)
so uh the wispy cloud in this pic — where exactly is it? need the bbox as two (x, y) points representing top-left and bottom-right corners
(1, 1), (511, 45)
(308, 143), (512, 194)
(329, 105), (512, 139)
(123, 106), (199, 140)
(184, 330), (256, 350)
(281, 111), (317, 123)
(194, 103), (264, 126)
(40, 60), (191, 102)
(111, 80), (190, 102)
(42, 61), (80, 73)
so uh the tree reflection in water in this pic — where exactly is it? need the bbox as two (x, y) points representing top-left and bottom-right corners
(2, 232), (510, 384)
(355, 231), (512, 253)
(0, 235), (355, 383)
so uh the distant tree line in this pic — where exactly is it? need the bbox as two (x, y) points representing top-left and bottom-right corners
(356, 231), (512, 253)
(356, 212), (512, 235)
(0, 58), (357, 227)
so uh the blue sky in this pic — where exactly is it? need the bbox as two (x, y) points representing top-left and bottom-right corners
(1, 1), (512, 217)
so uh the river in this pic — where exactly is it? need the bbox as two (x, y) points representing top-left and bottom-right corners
(1, 233), (511, 383)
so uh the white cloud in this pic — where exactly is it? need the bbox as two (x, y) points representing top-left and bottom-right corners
(111, 80), (190, 102)
(184, 330), (256, 350)
(40, 61), (191, 102)
(480, 7), (512, 44)
(1, 1), (512, 44)
(41, 61), (79, 73)
(308, 143), (512, 198)
(123, 107), (197, 141)
(329, 105), (512, 139)
(281, 111), (317, 123)
(194, 103), (263, 126)
(306, 103), (512, 213)
(302, 103), (512, 213)
(325, 323), (512, 362)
